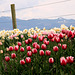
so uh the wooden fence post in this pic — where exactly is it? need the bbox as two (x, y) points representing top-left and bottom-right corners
(11, 4), (17, 29)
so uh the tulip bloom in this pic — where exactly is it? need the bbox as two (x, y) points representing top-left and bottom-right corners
(5, 56), (10, 62)
(53, 46), (58, 52)
(32, 48), (37, 54)
(9, 46), (13, 51)
(45, 50), (51, 56)
(62, 44), (67, 50)
(28, 38), (32, 43)
(20, 59), (25, 65)
(41, 44), (46, 50)
(48, 34), (53, 39)
(25, 57), (31, 63)
(60, 57), (67, 66)
(18, 42), (22, 46)
(11, 53), (16, 59)
(39, 36), (44, 42)
(27, 51), (32, 57)
(14, 45), (19, 51)
(39, 50), (44, 56)
(26, 46), (31, 51)
(20, 47), (25, 52)
(49, 58), (54, 63)
(32, 42), (37, 48)
(25, 40), (29, 44)
(58, 43), (61, 47)
(66, 56), (74, 64)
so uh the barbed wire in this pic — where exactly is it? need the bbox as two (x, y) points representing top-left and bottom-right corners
(0, 0), (71, 13)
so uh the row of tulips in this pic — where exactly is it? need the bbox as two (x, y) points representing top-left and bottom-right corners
(0, 29), (75, 75)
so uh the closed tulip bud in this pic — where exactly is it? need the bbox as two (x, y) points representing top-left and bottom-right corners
(59, 33), (63, 39)
(55, 37), (60, 43)
(45, 50), (51, 56)
(20, 59), (25, 65)
(49, 58), (54, 63)
(32, 42), (37, 48)
(60, 57), (67, 66)
(32, 48), (37, 54)
(71, 34), (74, 39)
(39, 50), (44, 56)
(25, 57), (31, 63)
(28, 38), (32, 43)
(20, 47), (25, 52)
(48, 34), (53, 39)
(14, 45), (19, 51)
(41, 44), (46, 50)
(50, 38), (54, 42)
(62, 44), (67, 50)
(33, 34), (37, 39)
(53, 46), (58, 52)
(25, 40), (29, 44)
(26, 46), (31, 51)
(9, 46), (13, 51)
(66, 56), (74, 64)
(35, 44), (40, 49)
(11, 53), (16, 59)
(18, 42), (22, 46)
(27, 51), (32, 57)
(5, 56), (10, 62)
(58, 43), (61, 47)
(39, 36), (44, 42)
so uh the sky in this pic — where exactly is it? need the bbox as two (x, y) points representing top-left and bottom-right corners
(0, 0), (75, 20)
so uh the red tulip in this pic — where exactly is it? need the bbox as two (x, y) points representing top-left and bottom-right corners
(45, 50), (51, 56)
(5, 56), (10, 62)
(44, 40), (49, 45)
(39, 36), (44, 42)
(58, 43), (61, 47)
(20, 59), (25, 65)
(33, 34), (37, 39)
(27, 51), (32, 57)
(11, 53), (16, 59)
(55, 37), (60, 43)
(50, 38), (54, 42)
(49, 58), (54, 63)
(35, 44), (40, 49)
(32, 42), (37, 48)
(48, 34), (53, 39)
(25, 40), (29, 44)
(41, 44), (46, 50)
(14, 45), (19, 51)
(9, 46), (13, 51)
(20, 47), (25, 52)
(28, 38), (32, 43)
(68, 30), (73, 37)
(53, 46), (58, 52)
(32, 48), (37, 54)
(18, 42), (22, 46)
(62, 29), (66, 34)
(62, 44), (67, 50)
(60, 57), (67, 66)
(26, 46), (31, 51)
(25, 57), (31, 63)
(71, 34), (74, 39)
(66, 56), (74, 63)
(39, 50), (44, 56)
(59, 33), (63, 39)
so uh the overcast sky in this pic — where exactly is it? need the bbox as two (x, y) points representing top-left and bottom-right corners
(0, 0), (75, 20)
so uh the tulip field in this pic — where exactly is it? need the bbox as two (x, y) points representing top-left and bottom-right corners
(0, 25), (75, 75)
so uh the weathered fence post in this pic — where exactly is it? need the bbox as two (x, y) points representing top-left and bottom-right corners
(11, 4), (17, 29)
